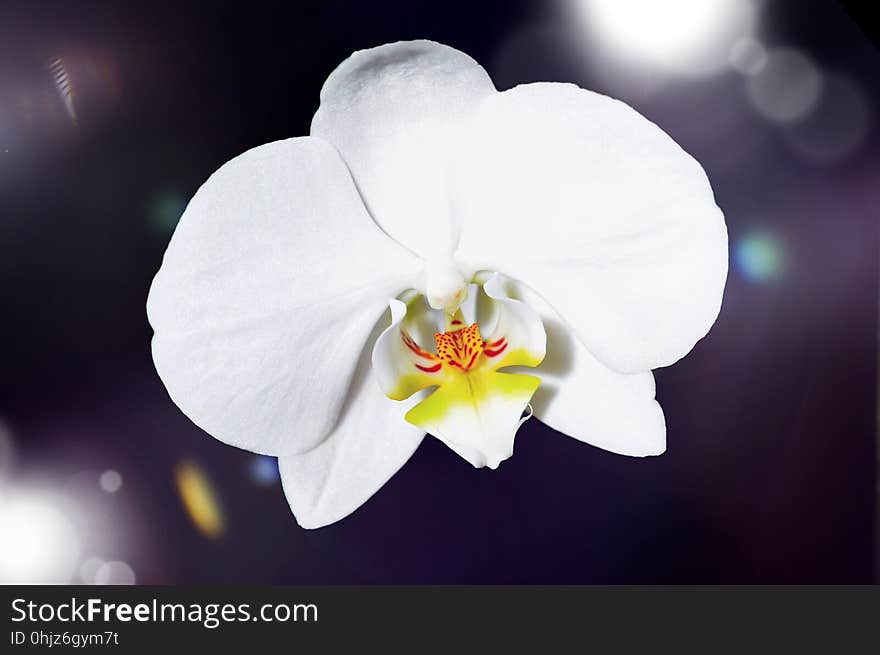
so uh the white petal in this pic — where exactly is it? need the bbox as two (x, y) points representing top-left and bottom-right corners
(479, 272), (546, 369)
(280, 326), (425, 529)
(505, 278), (666, 457)
(312, 40), (496, 258)
(453, 83), (728, 373)
(371, 296), (444, 401)
(147, 137), (420, 456)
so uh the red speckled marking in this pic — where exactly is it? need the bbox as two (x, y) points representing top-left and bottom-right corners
(434, 323), (484, 371)
(404, 322), (510, 374)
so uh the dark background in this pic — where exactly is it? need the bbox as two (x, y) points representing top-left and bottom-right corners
(0, 0), (877, 583)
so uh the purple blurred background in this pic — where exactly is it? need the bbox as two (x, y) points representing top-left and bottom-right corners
(0, 0), (877, 583)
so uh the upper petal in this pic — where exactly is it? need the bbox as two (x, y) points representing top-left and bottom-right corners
(279, 320), (426, 529)
(452, 83), (728, 373)
(311, 40), (496, 258)
(147, 137), (420, 456)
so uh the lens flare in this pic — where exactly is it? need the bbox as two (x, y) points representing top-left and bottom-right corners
(747, 48), (823, 123)
(94, 560), (136, 585)
(734, 231), (785, 283)
(63, 470), (117, 525)
(99, 469), (123, 493)
(729, 37), (767, 76)
(248, 455), (280, 486)
(784, 74), (870, 164)
(174, 460), (225, 539)
(49, 57), (78, 126)
(79, 556), (105, 583)
(153, 192), (187, 233)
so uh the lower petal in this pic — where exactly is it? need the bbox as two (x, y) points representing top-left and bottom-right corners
(279, 326), (426, 529)
(505, 279), (666, 457)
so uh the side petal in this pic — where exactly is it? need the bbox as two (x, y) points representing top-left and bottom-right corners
(279, 326), (425, 529)
(505, 278), (666, 457)
(453, 83), (728, 373)
(371, 296), (444, 401)
(478, 272), (546, 370)
(147, 137), (421, 456)
(311, 40), (496, 258)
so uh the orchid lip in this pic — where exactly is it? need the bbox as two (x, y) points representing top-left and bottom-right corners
(372, 273), (547, 469)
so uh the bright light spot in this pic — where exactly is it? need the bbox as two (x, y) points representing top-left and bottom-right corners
(79, 556), (105, 583)
(729, 37), (767, 76)
(0, 492), (81, 583)
(734, 231), (785, 283)
(175, 460), (225, 539)
(99, 469), (123, 494)
(248, 456), (280, 486)
(784, 74), (870, 164)
(94, 560), (136, 585)
(747, 48), (823, 123)
(572, 0), (757, 76)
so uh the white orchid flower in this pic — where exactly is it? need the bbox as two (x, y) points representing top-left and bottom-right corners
(147, 40), (727, 529)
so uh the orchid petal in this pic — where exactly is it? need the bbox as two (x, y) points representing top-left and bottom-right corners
(372, 295), (444, 401)
(147, 137), (420, 456)
(279, 323), (425, 529)
(453, 83), (728, 373)
(311, 40), (496, 258)
(478, 273), (546, 370)
(503, 278), (666, 457)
